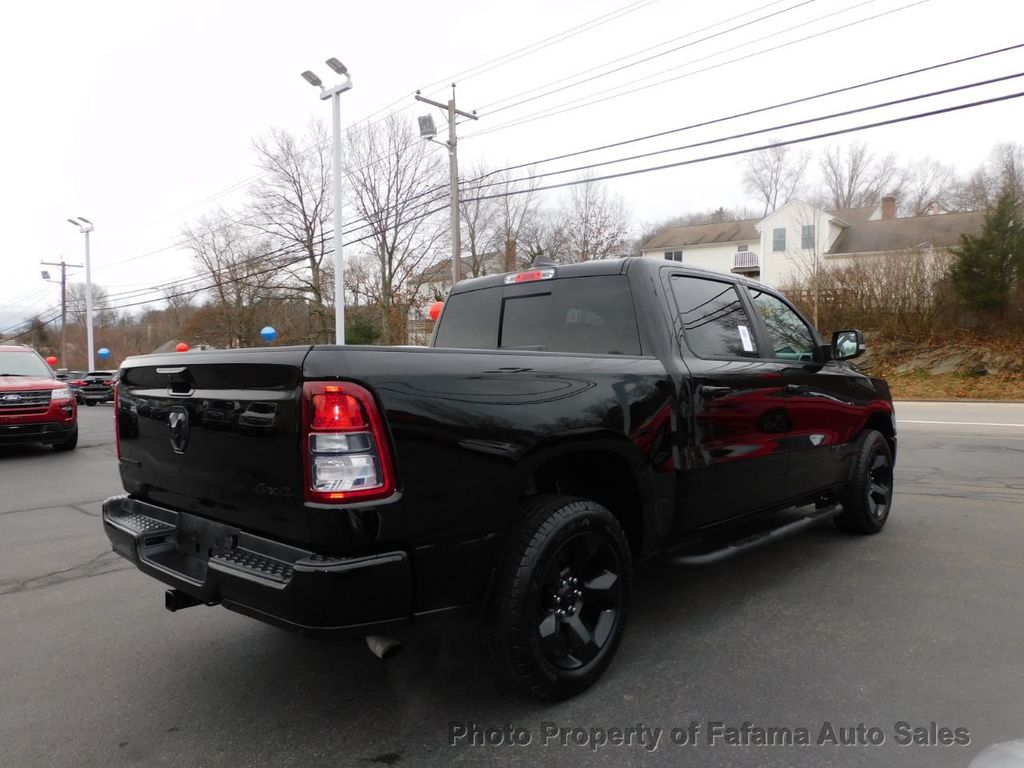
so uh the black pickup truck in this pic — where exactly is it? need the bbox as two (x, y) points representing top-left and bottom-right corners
(103, 257), (896, 700)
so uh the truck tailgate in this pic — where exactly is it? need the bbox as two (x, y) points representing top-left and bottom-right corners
(116, 348), (310, 543)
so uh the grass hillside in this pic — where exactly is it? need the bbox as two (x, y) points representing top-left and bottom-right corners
(855, 333), (1024, 400)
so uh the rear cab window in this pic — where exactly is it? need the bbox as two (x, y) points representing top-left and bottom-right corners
(433, 275), (642, 355)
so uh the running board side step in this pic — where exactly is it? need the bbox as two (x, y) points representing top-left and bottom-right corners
(666, 504), (843, 566)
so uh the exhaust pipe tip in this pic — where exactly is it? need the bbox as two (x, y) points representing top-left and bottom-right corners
(365, 634), (403, 660)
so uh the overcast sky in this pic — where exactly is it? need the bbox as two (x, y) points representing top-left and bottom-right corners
(1, 0), (1021, 333)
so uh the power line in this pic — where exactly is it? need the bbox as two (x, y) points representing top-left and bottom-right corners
(485, 42), (1024, 178)
(462, 89), (1024, 202)
(78, 0), (845, 277)
(479, 0), (817, 116)
(462, 71), (1024, 193)
(416, 0), (660, 96)
(99, 2), (659, 253)
(467, 0), (932, 139)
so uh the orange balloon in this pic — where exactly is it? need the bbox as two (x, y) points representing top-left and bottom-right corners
(429, 301), (443, 322)
(46, 356), (58, 366)
(175, 342), (189, 352)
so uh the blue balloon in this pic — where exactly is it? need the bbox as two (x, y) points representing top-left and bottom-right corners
(260, 326), (277, 343)
(97, 347), (111, 359)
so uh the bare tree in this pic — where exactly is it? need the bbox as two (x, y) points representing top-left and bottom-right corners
(489, 168), (542, 272)
(67, 282), (116, 329)
(742, 141), (810, 216)
(458, 162), (501, 277)
(901, 158), (961, 216)
(182, 214), (279, 347)
(521, 208), (570, 264)
(561, 173), (632, 263)
(246, 122), (333, 340)
(818, 142), (905, 210)
(344, 115), (447, 344)
(954, 142), (1024, 210)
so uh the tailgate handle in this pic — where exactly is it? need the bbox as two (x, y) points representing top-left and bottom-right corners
(156, 366), (194, 397)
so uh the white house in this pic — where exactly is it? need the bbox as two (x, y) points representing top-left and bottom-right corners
(640, 197), (984, 286)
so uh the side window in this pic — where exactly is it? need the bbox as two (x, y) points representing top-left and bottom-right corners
(749, 290), (816, 361)
(772, 227), (786, 251)
(669, 275), (758, 358)
(801, 224), (815, 250)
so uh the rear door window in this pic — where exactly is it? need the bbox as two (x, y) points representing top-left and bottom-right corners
(669, 274), (758, 358)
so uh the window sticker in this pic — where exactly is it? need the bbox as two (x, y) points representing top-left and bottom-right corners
(737, 324), (754, 353)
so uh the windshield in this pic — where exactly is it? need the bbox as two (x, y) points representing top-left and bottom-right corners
(0, 350), (55, 378)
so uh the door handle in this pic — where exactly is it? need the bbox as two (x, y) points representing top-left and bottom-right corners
(700, 385), (733, 399)
(784, 383), (812, 396)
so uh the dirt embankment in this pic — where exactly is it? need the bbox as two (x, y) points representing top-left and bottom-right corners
(853, 333), (1024, 400)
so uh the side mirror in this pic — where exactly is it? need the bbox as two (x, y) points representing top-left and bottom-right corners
(832, 329), (865, 360)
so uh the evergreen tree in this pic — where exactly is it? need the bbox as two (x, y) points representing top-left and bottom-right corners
(950, 190), (1024, 318)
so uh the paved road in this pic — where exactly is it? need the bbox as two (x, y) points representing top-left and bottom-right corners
(1, 403), (1022, 768)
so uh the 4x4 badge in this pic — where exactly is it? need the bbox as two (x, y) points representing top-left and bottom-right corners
(168, 407), (190, 454)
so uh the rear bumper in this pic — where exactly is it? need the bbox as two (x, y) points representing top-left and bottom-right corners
(102, 495), (413, 637)
(81, 390), (113, 403)
(0, 420), (75, 445)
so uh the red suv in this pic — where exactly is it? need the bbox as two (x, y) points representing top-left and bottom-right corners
(0, 345), (78, 451)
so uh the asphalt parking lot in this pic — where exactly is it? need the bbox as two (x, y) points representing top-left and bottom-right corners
(1, 402), (1022, 768)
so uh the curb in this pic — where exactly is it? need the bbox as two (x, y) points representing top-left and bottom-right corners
(893, 399), (1024, 404)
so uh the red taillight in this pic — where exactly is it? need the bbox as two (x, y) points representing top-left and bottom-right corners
(302, 381), (395, 503)
(102, 380), (112, 386)
(312, 387), (367, 430)
(71, 380), (86, 386)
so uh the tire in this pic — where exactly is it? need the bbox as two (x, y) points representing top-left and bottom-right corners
(52, 427), (78, 452)
(487, 494), (631, 701)
(85, 400), (96, 407)
(835, 429), (893, 534)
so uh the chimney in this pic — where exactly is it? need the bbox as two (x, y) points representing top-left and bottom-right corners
(881, 195), (896, 220)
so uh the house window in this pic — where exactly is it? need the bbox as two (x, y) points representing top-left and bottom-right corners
(772, 228), (786, 252)
(737, 244), (748, 252)
(664, 250), (682, 262)
(801, 224), (815, 250)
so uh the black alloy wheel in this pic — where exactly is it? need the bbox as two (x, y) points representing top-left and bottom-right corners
(488, 495), (632, 700)
(836, 429), (894, 534)
(866, 450), (893, 520)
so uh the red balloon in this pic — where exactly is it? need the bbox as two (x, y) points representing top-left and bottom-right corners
(175, 342), (189, 353)
(429, 301), (443, 322)
(46, 356), (58, 366)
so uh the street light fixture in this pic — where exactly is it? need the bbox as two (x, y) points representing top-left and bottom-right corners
(301, 58), (353, 345)
(67, 216), (95, 371)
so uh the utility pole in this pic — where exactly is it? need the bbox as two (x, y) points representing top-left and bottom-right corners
(415, 85), (478, 286)
(41, 258), (81, 368)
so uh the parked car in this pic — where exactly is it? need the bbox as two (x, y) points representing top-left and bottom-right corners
(79, 370), (117, 405)
(0, 345), (78, 450)
(103, 258), (895, 700)
(57, 370), (88, 403)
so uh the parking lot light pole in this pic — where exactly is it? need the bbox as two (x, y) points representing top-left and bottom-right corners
(301, 58), (352, 345)
(67, 217), (95, 371)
